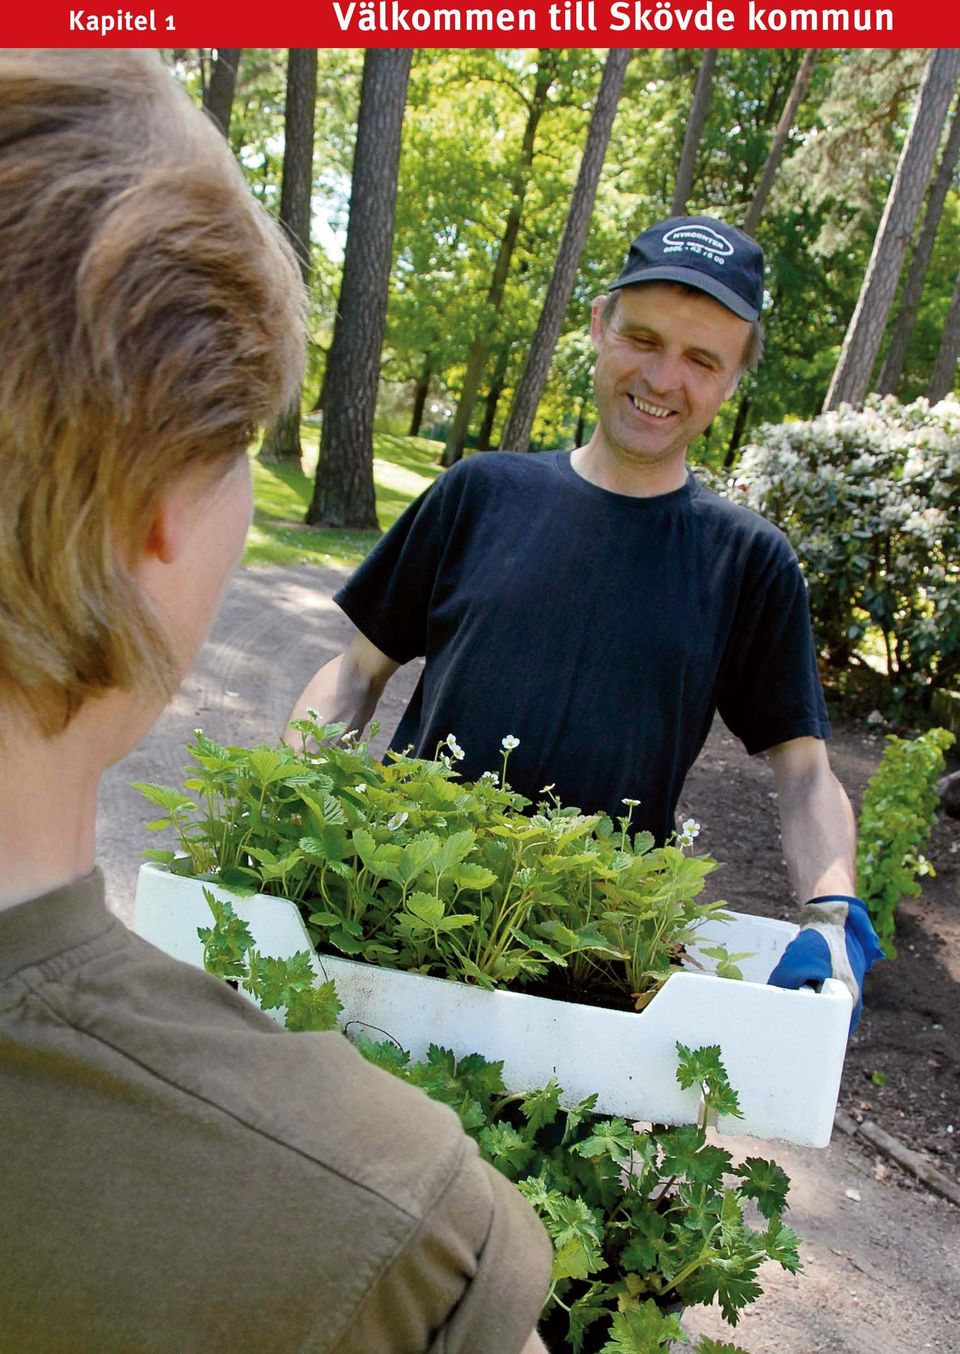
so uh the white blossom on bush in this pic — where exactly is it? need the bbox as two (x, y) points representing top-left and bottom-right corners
(727, 394), (960, 703)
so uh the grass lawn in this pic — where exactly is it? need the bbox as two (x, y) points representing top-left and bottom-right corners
(244, 424), (445, 570)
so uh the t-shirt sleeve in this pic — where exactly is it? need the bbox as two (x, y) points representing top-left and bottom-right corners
(335, 468), (458, 667)
(334, 1135), (552, 1354)
(717, 552), (831, 755)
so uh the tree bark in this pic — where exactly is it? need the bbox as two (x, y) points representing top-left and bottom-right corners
(824, 47), (960, 412)
(442, 54), (557, 468)
(927, 268), (960, 402)
(260, 49), (319, 465)
(742, 50), (817, 236)
(671, 50), (717, 216)
(499, 48), (633, 455)
(408, 353), (432, 438)
(308, 49), (412, 527)
(723, 394), (752, 466)
(878, 94), (960, 396)
(476, 344), (512, 451)
(203, 48), (242, 138)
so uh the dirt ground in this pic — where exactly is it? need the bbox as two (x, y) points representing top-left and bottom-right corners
(97, 563), (960, 1354)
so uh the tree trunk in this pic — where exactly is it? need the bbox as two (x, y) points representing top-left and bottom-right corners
(671, 50), (717, 216)
(260, 49), (319, 465)
(203, 48), (242, 138)
(477, 344), (511, 451)
(723, 394), (752, 466)
(408, 353), (432, 438)
(824, 48), (960, 412)
(308, 49), (412, 528)
(928, 268), (960, 402)
(742, 50), (817, 236)
(499, 48), (633, 455)
(574, 398), (587, 449)
(877, 94), (960, 396)
(443, 54), (556, 468)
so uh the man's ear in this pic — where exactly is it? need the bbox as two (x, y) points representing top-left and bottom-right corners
(724, 370), (743, 402)
(590, 295), (608, 352)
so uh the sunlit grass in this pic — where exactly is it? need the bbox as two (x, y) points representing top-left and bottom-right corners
(244, 424), (444, 569)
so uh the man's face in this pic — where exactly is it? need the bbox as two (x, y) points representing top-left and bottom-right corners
(590, 283), (750, 472)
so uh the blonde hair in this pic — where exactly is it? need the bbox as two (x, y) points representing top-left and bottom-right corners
(0, 50), (306, 728)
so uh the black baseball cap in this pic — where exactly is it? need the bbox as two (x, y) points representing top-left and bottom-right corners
(609, 215), (764, 322)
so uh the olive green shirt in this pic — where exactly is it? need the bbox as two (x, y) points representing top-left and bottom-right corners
(0, 871), (551, 1352)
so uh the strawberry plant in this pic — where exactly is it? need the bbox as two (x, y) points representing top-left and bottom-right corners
(137, 715), (742, 1012)
(200, 898), (799, 1354)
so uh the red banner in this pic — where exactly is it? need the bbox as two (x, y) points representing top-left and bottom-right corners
(3, 1), (956, 48)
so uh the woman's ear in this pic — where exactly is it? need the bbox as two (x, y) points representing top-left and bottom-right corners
(141, 476), (199, 566)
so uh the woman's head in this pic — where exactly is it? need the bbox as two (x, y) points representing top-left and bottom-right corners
(0, 51), (306, 729)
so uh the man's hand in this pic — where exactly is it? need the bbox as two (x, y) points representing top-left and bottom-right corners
(768, 894), (884, 1031)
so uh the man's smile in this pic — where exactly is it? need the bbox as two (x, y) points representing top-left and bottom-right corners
(628, 394), (675, 419)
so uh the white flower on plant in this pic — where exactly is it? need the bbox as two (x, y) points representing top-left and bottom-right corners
(501, 735), (520, 750)
(387, 811), (408, 831)
(354, 783), (368, 794)
(677, 818), (701, 847)
(341, 729), (359, 743)
(480, 770), (499, 784)
(622, 797), (640, 808)
(445, 734), (465, 761)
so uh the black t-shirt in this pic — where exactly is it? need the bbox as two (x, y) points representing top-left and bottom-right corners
(335, 451), (829, 843)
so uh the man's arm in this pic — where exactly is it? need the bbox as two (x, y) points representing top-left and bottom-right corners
(766, 735), (883, 1028)
(284, 628), (399, 743)
(767, 735), (856, 901)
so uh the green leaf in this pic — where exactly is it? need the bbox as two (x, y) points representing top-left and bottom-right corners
(573, 1117), (636, 1167)
(518, 1080), (563, 1133)
(477, 1123), (533, 1176)
(243, 949), (317, 1010)
(284, 979), (343, 1032)
(197, 889), (253, 981)
(599, 1301), (683, 1352)
(434, 829), (477, 874)
(450, 862), (498, 890)
(621, 1210), (666, 1272)
(763, 1217), (802, 1273)
(735, 1157), (791, 1221)
(405, 892), (446, 929)
(131, 782), (197, 816)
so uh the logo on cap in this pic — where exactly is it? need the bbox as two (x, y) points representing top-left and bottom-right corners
(661, 223), (734, 264)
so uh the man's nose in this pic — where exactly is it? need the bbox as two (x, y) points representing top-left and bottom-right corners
(642, 350), (683, 393)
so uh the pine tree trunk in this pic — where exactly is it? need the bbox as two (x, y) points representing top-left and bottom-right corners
(742, 50), (817, 236)
(260, 49), (319, 466)
(477, 345), (511, 451)
(671, 50), (717, 216)
(928, 268), (960, 402)
(878, 94), (960, 396)
(723, 394), (752, 466)
(442, 55), (556, 468)
(824, 48), (960, 412)
(499, 48), (633, 455)
(203, 48), (242, 138)
(408, 354), (432, 438)
(307, 49), (412, 527)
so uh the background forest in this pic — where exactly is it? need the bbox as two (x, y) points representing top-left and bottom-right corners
(168, 46), (960, 716)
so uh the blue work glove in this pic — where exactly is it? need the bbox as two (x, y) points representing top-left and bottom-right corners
(768, 895), (884, 1032)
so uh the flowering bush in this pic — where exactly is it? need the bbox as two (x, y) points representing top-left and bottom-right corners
(728, 395), (960, 706)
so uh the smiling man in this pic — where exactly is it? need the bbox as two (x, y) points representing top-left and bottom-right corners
(290, 214), (883, 1028)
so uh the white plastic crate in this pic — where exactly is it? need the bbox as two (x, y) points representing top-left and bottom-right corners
(132, 862), (851, 1147)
